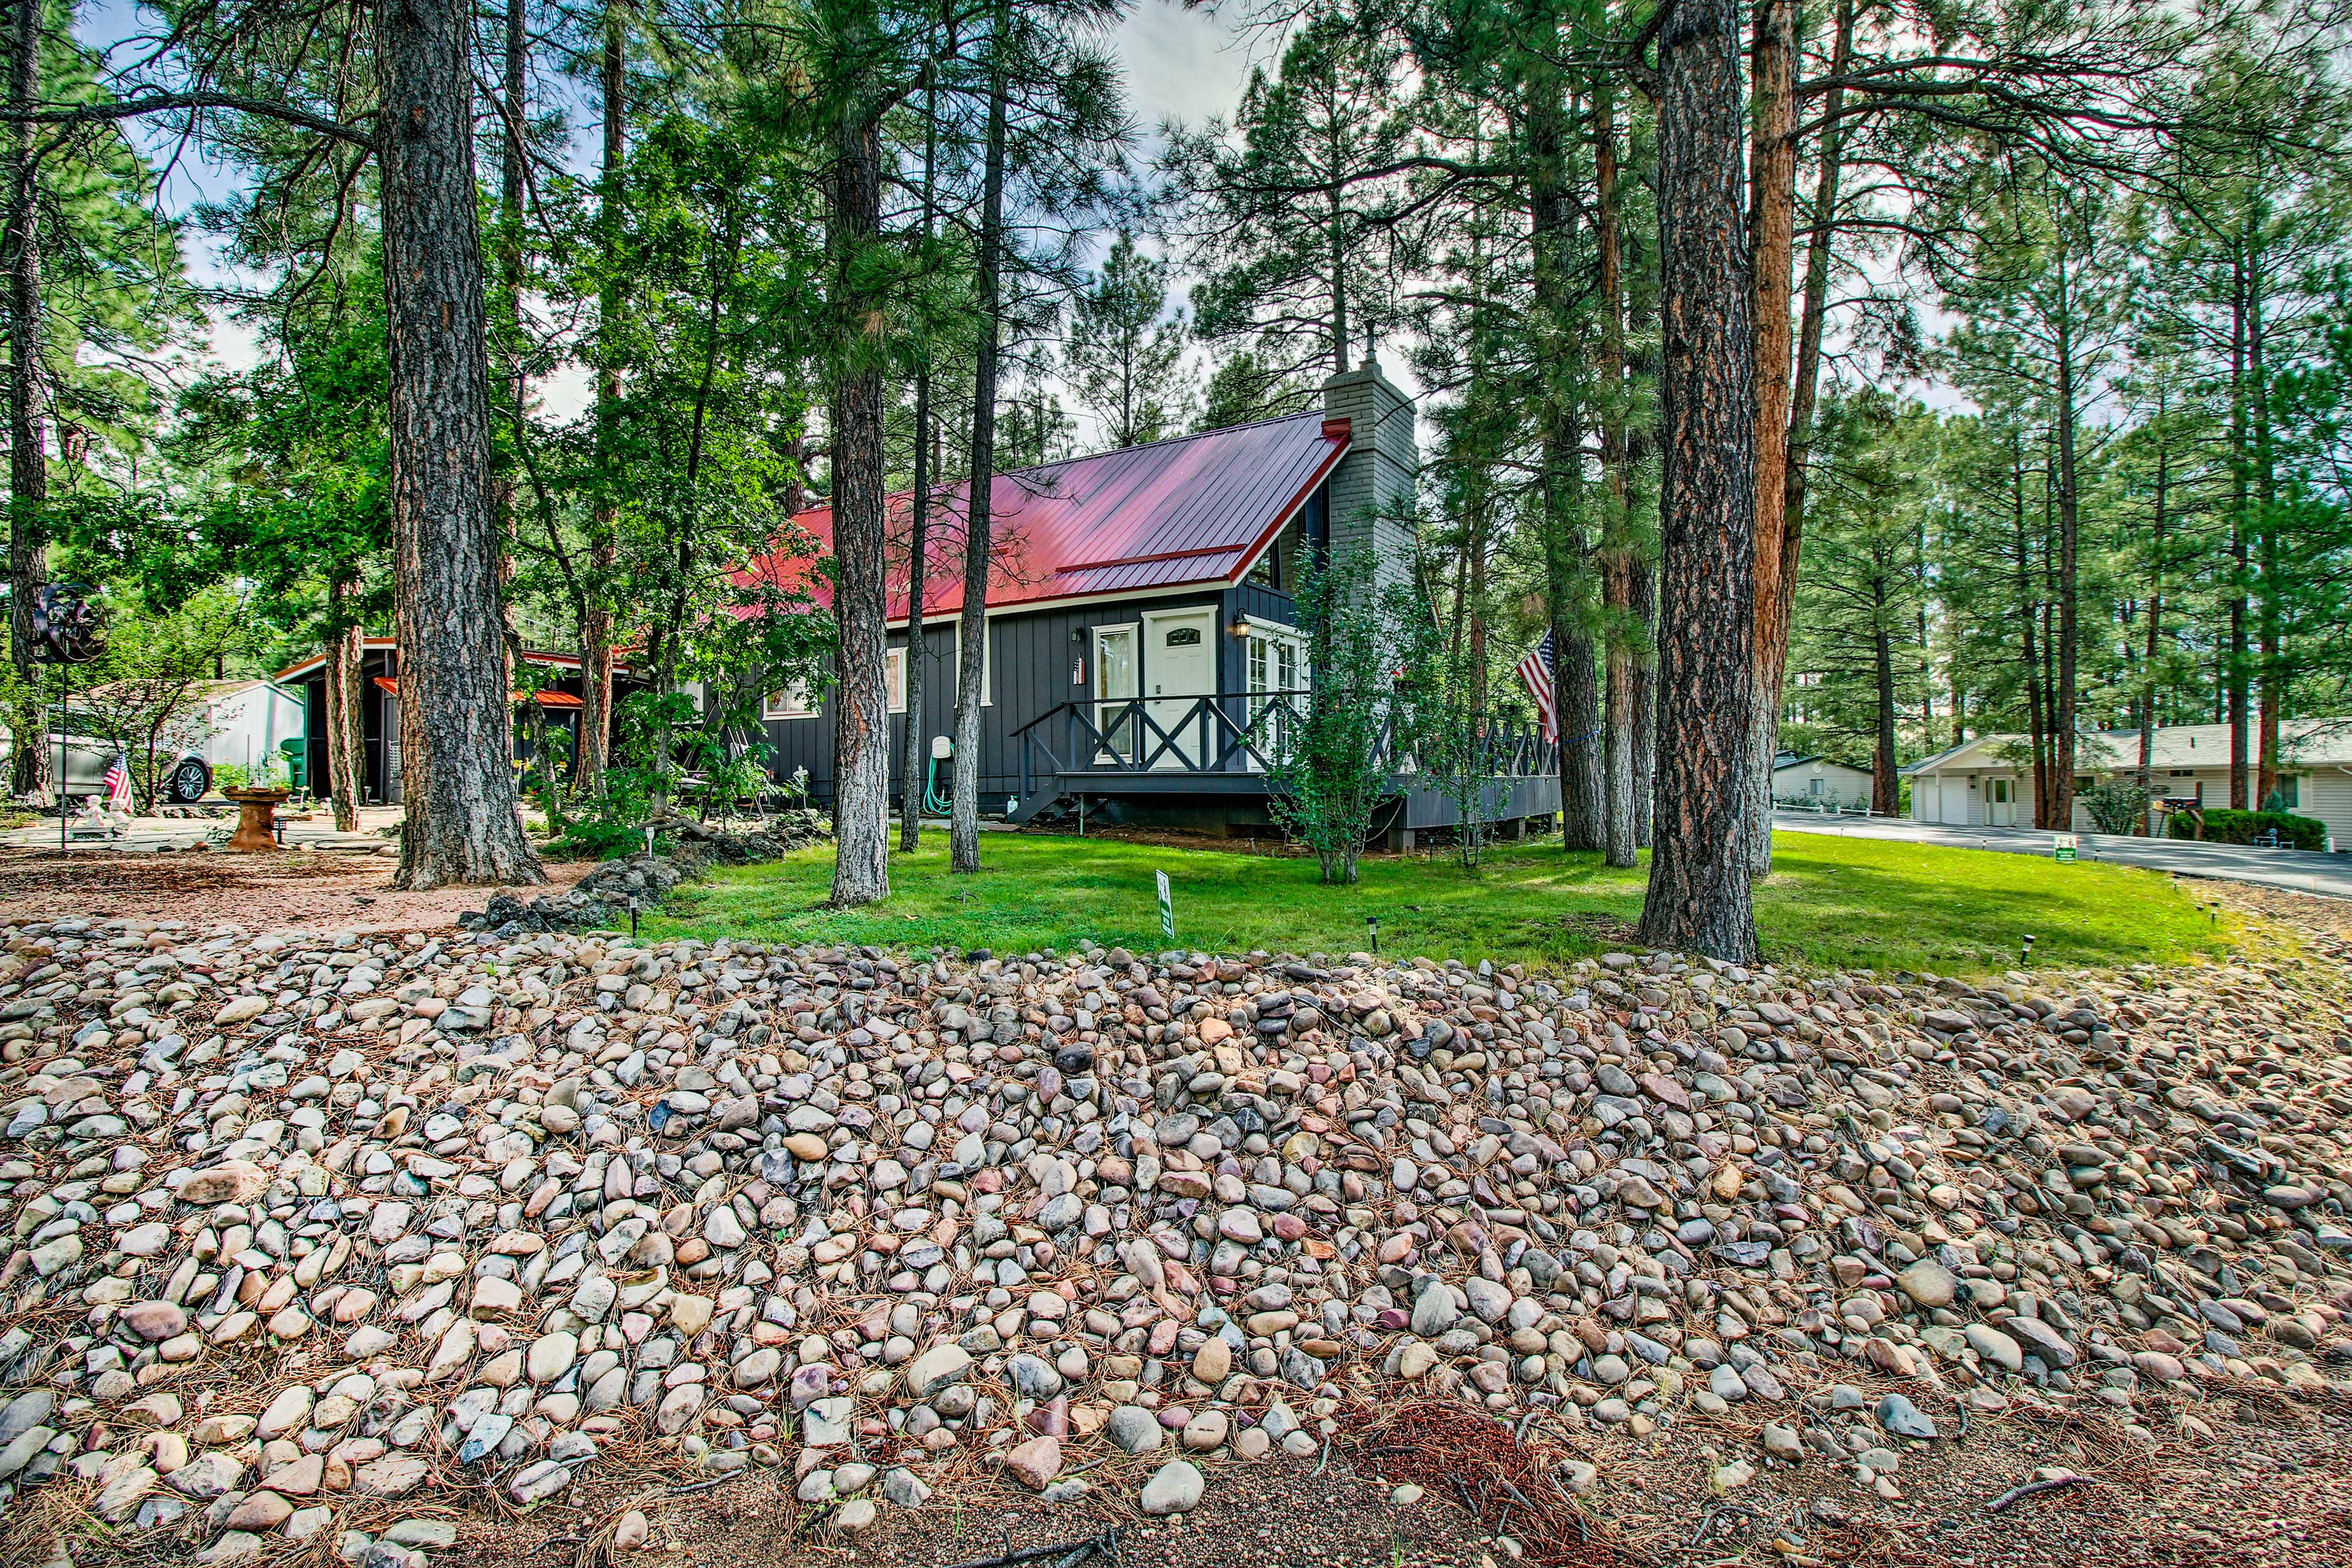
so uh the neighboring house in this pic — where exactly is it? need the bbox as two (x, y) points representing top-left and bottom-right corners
(744, 361), (1560, 838)
(28, 679), (308, 804)
(1772, 751), (1875, 807)
(272, 639), (643, 805)
(1902, 720), (2352, 846)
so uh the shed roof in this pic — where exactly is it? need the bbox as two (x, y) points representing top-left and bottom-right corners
(745, 412), (1351, 621)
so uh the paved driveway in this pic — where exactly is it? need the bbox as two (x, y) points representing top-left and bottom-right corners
(1773, 810), (2352, 899)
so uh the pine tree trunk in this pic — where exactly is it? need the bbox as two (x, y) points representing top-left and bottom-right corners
(325, 578), (365, 831)
(1743, 0), (1797, 876)
(900, 61), (940, 854)
(1632, 560), (1656, 850)
(2226, 243), (2249, 810)
(951, 15), (1008, 875)
(576, 6), (625, 801)
(1871, 578), (1898, 817)
(2248, 251), (2280, 809)
(827, 91), (891, 905)
(1555, 630), (1604, 848)
(6, 0), (45, 799)
(1525, 59), (1602, 853)
(1638, 0), (1758, 962)
(379, 0), (544, 889)
(1595, 85), (1637, 870)
(900, 374), (930, 851)
(2051, 254), (2079, 834)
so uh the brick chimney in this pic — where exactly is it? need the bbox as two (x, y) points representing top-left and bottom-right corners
(1320, 357), (1419, 596)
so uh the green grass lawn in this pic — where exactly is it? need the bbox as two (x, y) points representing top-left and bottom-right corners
(643, 829), (2245, 976)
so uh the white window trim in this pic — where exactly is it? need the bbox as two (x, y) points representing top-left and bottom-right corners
(764, 681), (821, 721)
(886, 646), (907, 714)
(1091, 622), (1140, 696)
(1242, 616), (1308, 692)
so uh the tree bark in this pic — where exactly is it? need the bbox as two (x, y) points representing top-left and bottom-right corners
(827, 88), (891, 905)
(2248, 235), (2280, 810)
(325, 577), (365, 831)
(1596, 82), (1637, 870)
(1870, 576), (1898, 816)
(1525, 60), (1602, 853)
(6, 0), (45, 798)
(577, 4), (625, 801)
(899, 58), (939, 854)
(1742, 0), (1796, 875)
(379, 0), (543, 888)
(2011, 441), (2046, 827)
(2049, 249), (2079, 834)
(2226, 241), (2248, 810)
(1637, 0), (1758, 962)
(1631, 559), (1656, 850)
(2136, 403), (2166, 824)
(950, 12), (1007, 876)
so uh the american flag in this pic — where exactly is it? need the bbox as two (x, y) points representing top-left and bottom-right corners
(102, 753), (133, 813)
(1516, 630), (1557, 744)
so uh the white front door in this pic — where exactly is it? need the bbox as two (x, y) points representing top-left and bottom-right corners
(1987, 777), (2016, 827)
(1145, 609), (1216, 769)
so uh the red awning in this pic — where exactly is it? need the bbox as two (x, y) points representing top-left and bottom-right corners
(373, 676), (582, 708)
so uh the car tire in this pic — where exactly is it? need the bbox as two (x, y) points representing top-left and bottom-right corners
(166, 756), (212, 804)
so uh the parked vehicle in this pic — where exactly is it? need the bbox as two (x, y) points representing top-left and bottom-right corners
(7, 679), (306, 807)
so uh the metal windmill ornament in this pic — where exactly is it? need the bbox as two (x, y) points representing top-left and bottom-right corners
(29, 583), (107, 665)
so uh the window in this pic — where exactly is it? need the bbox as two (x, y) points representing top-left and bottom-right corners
(2274, 774), (2301, 809)
(1989, 779), (2011, 804)
(1165, 626), (1202, 648)
(1807, 778), (1824, 796)
(1244, 622), (1305, 761)
(764, 682), (820, 721)
(886, 647), (907, 714)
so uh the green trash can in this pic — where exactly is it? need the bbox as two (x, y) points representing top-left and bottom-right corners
(279, 737), (307, 790)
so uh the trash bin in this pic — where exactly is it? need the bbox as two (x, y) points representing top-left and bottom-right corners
(279, 737), (307, 791)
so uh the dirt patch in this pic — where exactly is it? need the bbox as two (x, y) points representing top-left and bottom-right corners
(416, 1385), (2352, 1568)
(0, 845), (594, 935)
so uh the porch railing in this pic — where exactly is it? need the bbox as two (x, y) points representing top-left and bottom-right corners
(1014, 690), (1559, 802)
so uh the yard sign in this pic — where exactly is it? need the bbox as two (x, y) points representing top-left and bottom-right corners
(1156, 871), (1174, 940)
(2052, 834), (2078, 863)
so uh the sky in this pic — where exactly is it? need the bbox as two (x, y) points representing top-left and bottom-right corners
(70, 0), (1268, 428)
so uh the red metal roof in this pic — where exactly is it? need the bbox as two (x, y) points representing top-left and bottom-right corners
(745, 412), (1348, 620)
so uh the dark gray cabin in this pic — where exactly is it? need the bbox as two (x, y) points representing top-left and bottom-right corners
(745, 361), (1559, 841)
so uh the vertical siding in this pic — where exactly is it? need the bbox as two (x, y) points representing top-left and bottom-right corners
(760, 588), (1295, 810)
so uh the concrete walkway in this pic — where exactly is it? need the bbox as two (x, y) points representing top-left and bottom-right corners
(1773, 809), (2352, 898)
(1, 802), (402, 857)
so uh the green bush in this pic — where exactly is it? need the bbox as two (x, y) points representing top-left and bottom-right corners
(2165, 807), (2325, 850)
(2078, 780), (2149, 835)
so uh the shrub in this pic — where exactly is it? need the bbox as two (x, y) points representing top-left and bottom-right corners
(2165, 808), (2325, 850)
(2078, 780), (2149, 835)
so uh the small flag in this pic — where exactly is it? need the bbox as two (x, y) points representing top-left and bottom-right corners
(1516, 630), (1558, 744)
(102, 753), (134, 813)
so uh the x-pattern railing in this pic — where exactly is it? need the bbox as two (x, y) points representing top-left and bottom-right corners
(1015, 690), (1559, 804)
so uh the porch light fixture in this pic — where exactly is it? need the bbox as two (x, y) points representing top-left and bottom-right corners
(1229, 612), (1251, 640)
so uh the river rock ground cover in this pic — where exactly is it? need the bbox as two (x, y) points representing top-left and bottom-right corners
(0, 875), (2345, 1568)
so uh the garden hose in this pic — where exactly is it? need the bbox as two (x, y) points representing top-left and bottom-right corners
(923, 753), (952, 816)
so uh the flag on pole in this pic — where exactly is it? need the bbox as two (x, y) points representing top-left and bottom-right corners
(102, 753), (133, 813)
(1515, 630), (1558, 744)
